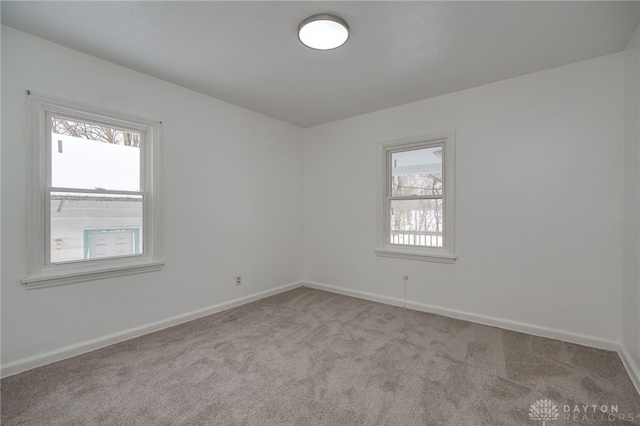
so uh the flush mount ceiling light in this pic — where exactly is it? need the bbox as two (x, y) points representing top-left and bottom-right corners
(298, 14), (349, 50)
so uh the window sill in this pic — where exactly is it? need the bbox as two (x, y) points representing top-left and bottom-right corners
(22, 260), (165, 289)
(374, 248), (456, 264)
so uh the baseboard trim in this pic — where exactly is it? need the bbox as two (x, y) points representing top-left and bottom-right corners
(405, 299), (618, 351)
(303, 280), (406, 308)
(1, 281), (303, 378)
(619, 343), (640, 396)
(302, 280), (618, 351)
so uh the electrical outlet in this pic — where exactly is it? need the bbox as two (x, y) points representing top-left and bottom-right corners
(402, 275), (408, 281)
(235, 276), (242, 286)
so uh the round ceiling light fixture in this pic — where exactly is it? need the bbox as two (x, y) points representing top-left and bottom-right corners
(298, 14), (349, 50)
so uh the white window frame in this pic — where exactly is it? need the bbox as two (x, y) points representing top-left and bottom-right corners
(23, 91), (164, 288)
(375, 130), (456, 263)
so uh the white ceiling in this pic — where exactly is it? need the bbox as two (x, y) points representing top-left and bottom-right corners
(2, 1), (638, 128)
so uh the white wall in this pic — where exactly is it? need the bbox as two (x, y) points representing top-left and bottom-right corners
(623, 21), (640, 383)
(303, 53), (625, 345)
(1, 26), (303, 367)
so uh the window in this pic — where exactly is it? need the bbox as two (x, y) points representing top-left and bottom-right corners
(23, 92), (163, 288)
(375, 131), (456, 263)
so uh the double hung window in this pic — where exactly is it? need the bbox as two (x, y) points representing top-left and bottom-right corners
(376, 131), (456, 263)
(23, 93), (163, 288)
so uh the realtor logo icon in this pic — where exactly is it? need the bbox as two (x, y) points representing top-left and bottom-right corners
(529, 399), (560, 425)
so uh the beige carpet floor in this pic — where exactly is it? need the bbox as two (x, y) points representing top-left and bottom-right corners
(2, 287), (640, 425)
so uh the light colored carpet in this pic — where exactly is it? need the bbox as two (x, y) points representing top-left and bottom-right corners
(2, 287), (639, 425)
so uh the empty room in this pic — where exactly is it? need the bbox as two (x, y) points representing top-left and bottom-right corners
(2, 1), (640, 425)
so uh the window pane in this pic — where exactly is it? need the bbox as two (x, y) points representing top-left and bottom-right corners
(390, 199), (443, 247)
(391, 146), (442, 197)
(51, 116), (140, 191)
(50, 192), (143, 263)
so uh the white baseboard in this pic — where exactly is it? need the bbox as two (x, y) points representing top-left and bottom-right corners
(619, 343), (640, 396)
(302, 280), (618, 351)
(303, 280), (406, 308)
(1, 281), (303, 378)
(404, 299), (619, 351)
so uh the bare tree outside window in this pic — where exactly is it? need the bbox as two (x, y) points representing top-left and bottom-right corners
(392, 172), (442, 228)
(52, 117), (140, 147)
(391, 172), (443, 246)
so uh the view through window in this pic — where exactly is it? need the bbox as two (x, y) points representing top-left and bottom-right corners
(389, 146), (444, 247)
(49, 116), (143, 263)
